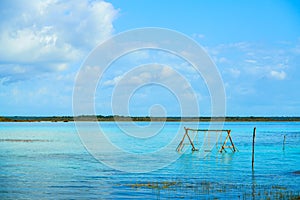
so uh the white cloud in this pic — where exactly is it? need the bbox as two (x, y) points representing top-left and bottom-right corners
(235, 85), (255, 95)
(56, 63), (69, 71)
(105, 64), (191, 89)
(245, 59), (257, 63)
(103, 75), (122, 86)
(103, 64), (193, 91)
(244, 65), (288, 81)
(0, 0), (118, 83)
(0, 27), (80, 63)
(292, 44), (300, 55)
(208, 40), (300, 83)
(270, 70), (286, 80)
(105, 64), (200, 116)
(192, 33), (205, 39)
(227, 68), (241, 78)
(213, 56), (229, 64)
(210, 42), (251, 53)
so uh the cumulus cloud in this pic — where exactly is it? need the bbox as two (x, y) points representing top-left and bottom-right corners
(226, 68), (241, 78)
(213, 56), (229, 64)
(207, 40), (299, 84)
(270, 70), (286, 80)
(192, 33), (205, 39)
(107, 64), (200, 116)
(103, 64), (191, 89)
(103, 75), (122, 86)
(245, 59), (257, 63)
(0, 0), (118, 84)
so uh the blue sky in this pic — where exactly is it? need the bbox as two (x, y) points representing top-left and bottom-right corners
(0, 0), (300, 116)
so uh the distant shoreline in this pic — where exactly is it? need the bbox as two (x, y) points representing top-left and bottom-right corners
(1, 116), (300, 122)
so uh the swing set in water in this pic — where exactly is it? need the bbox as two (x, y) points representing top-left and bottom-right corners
(176, 127), (237, 153)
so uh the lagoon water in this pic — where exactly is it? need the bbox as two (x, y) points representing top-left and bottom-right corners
(1, 121), (300, 199)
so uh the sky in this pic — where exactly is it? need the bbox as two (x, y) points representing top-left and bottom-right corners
(0, 0), (300, 116)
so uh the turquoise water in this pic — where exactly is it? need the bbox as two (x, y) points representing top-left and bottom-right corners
(0, 122), (300, 199)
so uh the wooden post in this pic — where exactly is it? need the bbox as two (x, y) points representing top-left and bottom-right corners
(176, 127), (198, 152)
(220, 132), (229, 153)
(185, 128), (197, 151)
(176, 127), (188, 152)
(283, 134), (286, 151)
(228, 130), (237, 152)
(252, 127), (256, 171)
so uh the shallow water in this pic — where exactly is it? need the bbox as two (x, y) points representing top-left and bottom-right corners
(0, 122), (299, 199)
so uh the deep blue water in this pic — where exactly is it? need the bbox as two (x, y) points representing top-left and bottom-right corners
(0, 122), (300, 199)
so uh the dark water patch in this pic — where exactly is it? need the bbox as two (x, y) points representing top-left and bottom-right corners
(0, 139), (53, 143)
(292, 170), (300, 175)
(49, 185), (95, 189)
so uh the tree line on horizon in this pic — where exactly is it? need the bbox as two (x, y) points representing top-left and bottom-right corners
(1, 116), (300, 122)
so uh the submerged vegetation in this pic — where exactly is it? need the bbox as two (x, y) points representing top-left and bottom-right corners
(0, 115), (300, 122)
(126, 180), (300, 199)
